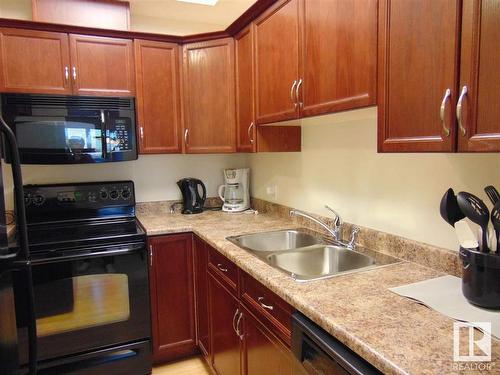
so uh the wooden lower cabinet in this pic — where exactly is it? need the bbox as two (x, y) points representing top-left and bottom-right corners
(208, 272), (242, 375)
(150, 234), (296, 373)
(149, 234), (197, 363)
(242, 305), (293, 375)
(194, 235), (210, 358)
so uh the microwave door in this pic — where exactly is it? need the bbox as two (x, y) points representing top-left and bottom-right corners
(13, 117), (104, 164)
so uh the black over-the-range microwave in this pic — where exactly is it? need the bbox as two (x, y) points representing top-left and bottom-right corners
(1, 94), (138, 164)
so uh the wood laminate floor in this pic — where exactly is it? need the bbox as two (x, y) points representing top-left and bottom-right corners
(153, 356), (211, 375)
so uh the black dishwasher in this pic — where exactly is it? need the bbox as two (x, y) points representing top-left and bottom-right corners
(292, 313), (382, 375)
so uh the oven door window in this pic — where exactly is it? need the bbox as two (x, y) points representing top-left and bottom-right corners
(35, 273), (130, 337)
(13, 245), (150, 364)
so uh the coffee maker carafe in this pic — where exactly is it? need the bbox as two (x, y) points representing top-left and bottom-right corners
(177, 178), (206, 214)
(218, 168), (250, 212)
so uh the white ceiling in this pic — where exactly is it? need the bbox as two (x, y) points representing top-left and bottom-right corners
(127, 0), (256, 35)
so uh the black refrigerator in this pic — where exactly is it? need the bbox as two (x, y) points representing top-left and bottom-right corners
(0, 116), (38, 375)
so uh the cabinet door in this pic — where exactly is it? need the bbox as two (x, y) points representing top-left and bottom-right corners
(458, 0), (500, 152)
(0, 28), (71, 94)
(209, 273), (241, 375)
(242, 306), (293, 375)
(194, 236), (210, 358)
(254, 0), (300, 124)
(149, 234), (197, 363)
(135, 40), (182, 154)
(182, 38), (236, 153)
(235, 26), (256, 152)
(378, 0), (460, 152)
(300, 0), (377, 117)
(69, 34), (135, 96)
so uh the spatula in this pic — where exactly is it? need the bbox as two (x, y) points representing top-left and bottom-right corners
(457, 192), (490, 253)
(440, 188), (465, 227)
(485, 185), (500, 206)
(492, 201), (500, 254)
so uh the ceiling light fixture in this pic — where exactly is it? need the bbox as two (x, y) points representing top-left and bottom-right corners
(176, 0), (219, 6)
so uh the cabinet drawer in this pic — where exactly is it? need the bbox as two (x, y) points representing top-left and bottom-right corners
(207, 245), (239, 294)
(240, 272), (294, 347)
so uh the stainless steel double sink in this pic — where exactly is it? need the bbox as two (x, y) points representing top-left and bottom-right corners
(227, 230), (384, 282)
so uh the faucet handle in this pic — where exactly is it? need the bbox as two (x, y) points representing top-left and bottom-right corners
(324, 205), (342, 227)
(348, 226), (360, 249)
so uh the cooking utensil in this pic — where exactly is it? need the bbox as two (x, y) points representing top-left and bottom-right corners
(484, 185), (500, 205)
(457, 192), (490, 253)
(492, 201), (500, 254)
(439, 188), (465, 227)
(454, 220), (479, 250)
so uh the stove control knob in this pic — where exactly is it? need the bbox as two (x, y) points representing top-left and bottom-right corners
(109, 190), (119, 200)
(33, 194), (45, 206)
(24, 193), (32, 206)
(99, 189), (108, 200)
(88, 192), (97, 203)
(121, 187), (131, 200)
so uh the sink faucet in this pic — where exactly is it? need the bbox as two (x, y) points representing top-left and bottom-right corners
(289, 205), (359, 250)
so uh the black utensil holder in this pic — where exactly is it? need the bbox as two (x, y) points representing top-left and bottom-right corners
(459, 247), (500, 309)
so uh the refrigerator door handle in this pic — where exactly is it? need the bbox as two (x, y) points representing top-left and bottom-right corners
(0, 115), (38, 375)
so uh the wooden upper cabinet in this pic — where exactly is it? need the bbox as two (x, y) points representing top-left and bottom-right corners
(235, 25), (256, 152)
(149, 234), (197, 364)
(69, 34), (135, 97)
(378, 0), (460, 152)
(254, 0), (300, 124)
(0, 28), (71, 94)
(135, 39), (181, 154)
(182, 38), (236, 153)
(458, 0), (500, 152)
(300, 0), (377, 117)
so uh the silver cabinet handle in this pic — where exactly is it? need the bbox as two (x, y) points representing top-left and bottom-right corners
(232, 308), (239, 335)
(184, 129), (189, 146)
(149, 245), (153, 267)
(456, 86), (468, 136)
(290, 80), (297, 107)
(236, 312), (244, 340)
(64, 66), (69, 82)
(216, 263), (228, 273)
(257, 296), (274, 311)
(72, 66), (77, 81)
(140, 126), (144, 140)
(440, 88), (451, 137)
(247, 122), (255, 144)
(295, 78), (303, 108)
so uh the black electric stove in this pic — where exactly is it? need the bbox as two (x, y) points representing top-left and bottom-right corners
(15, 181), (151, 375)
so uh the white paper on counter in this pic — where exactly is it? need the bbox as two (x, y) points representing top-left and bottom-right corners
(389, 275), (500, 340)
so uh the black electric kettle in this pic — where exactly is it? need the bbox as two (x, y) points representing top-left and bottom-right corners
(177, 178), (206, 214)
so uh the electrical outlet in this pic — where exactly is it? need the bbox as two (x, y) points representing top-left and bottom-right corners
(266, 185), (278, 200)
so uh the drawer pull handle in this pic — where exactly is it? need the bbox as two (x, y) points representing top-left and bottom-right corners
(217, 263), (228, 272)
(258, 297), (274, 311)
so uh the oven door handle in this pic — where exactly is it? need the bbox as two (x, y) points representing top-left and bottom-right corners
(28, 243), (145, 265)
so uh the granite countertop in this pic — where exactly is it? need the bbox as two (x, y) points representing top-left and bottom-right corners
(137, 209), (500, 375)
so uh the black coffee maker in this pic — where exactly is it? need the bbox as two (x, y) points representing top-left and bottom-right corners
(177, 178), (206, 214)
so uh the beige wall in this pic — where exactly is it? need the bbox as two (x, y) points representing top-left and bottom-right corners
(2, 154), (248, 209)
(249, 107), (500, 251)
(0, 0), (31, 20)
